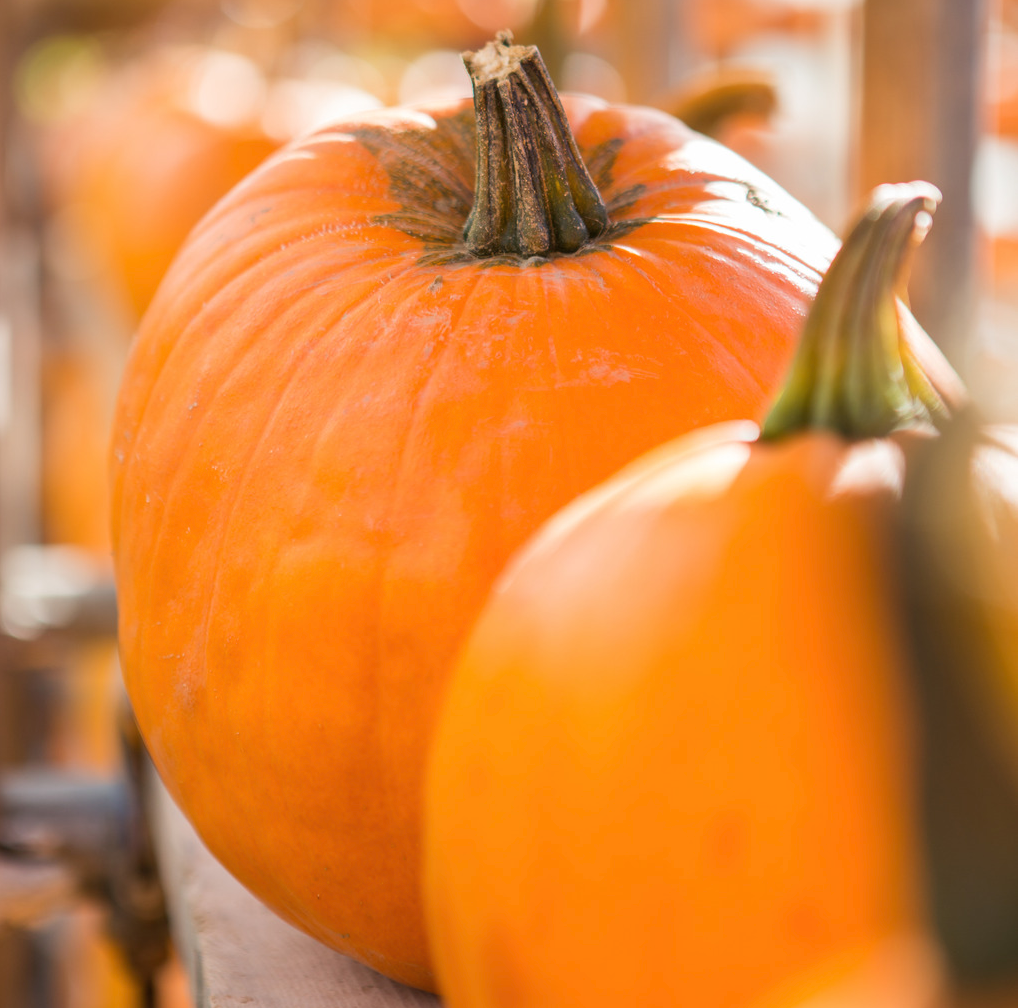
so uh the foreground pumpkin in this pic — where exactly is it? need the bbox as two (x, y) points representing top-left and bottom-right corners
(423, 182), (961, 1006)
(111, 33), (843, 989)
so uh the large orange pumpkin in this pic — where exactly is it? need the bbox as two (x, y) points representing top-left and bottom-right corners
(111, 35), (840, 989)
(423, 183), (960, 1006)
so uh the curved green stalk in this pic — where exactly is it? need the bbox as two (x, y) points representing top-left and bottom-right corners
(762, 181), (948, 441)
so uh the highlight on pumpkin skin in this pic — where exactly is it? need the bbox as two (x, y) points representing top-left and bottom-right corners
(461, 31), (608, 257)
(761, 181), (951, 443)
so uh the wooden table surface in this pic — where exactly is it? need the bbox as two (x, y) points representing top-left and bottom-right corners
(148, 771), (441, 1008)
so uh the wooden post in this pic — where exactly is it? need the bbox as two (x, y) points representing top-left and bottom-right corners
(856, 0), (992, 365)
(605, 0), (692, 105)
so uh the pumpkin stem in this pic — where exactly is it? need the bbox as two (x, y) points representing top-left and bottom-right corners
(462, 31), (608, 257)
(761, 181), (949, 442)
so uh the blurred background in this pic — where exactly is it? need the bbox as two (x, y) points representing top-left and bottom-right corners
(0, 1), (1013, 1006)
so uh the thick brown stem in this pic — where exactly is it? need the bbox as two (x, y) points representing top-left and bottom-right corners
(462, 32), (608, 257)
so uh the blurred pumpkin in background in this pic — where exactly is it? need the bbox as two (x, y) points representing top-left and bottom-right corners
(40, 338), (118, 552)
(41, 42), (280, 324)
(38, 37), (380, 326)
(323, 0), (580, 53)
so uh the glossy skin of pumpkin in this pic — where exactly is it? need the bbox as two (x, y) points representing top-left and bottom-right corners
(110, 93), (839, 989)
(424, 420), (932, 1007)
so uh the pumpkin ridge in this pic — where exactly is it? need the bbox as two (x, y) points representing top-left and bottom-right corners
(367, 263), (494, 843)
(636, 213), (832, 284)
(602, 187), (650, 220)
(339, 264), (536, 966)
(572, 144), (701, 209)
(600, 241), (781, 402)
(373, 264), (498, 552)
(534, 266), (574, 391)
(180, 177), (391, 257)
(374, 267), (488, 488)
(650, 222), (825, 290)
(123, 213), (396, 426)
(115, 230), (425, 500)
(118, 249), (427, 611)
(174, 120), (463, 273)
(521, 264), (622, 494)
(125, 286), (377, 691)
(592, 162), (715, 217)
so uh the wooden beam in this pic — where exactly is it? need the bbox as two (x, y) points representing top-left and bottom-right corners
(605, 0), (691, 105)
(149, 770), (441, 1008)
(856, 0), (992, 363)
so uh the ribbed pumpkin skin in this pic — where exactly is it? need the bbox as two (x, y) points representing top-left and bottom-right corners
(424, 422), (929, 1008)
(110, 94), (837, 990)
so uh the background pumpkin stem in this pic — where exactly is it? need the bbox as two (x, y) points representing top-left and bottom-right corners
(461, 31), (608, 258)
(761, 181), (949, 441)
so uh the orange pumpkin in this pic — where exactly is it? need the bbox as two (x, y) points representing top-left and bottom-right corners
(111, 35), (840, 989)
(46, 43), (380, 324)
(46, 44), (279, 322)
(423, 183), (959, 1006)
(41, 343), (118, 552)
